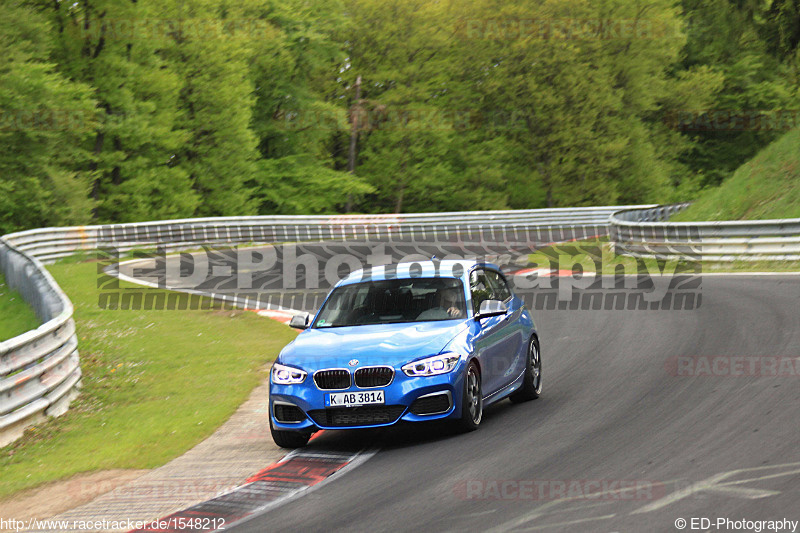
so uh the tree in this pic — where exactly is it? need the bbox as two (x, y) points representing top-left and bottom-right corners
(676, 0), (798, 188)
(0, 2), (95, 233)
(31, 0), (202, 223)
(444, 0), (721, 206)
(237, 0), (372, 214)
(3, 0), (797, 227)
(340, 0), (509, 212)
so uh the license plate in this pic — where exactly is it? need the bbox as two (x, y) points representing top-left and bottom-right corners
(327, 390), (385, 407)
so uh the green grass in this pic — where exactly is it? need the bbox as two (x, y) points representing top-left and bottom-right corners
(674, 127), (800, 221)
(0, 261), (297, 498)
(699, 259), (800, 272)
(529, 237), (800, 273)
(528, 237), (703, 275)
(0, 273), (40, 341)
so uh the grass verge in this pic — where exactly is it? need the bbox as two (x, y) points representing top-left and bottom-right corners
(0, 261), (296, 499)
(0, 273), (40, 342)
(527, 238), (800, 273)
(674, 127), (800, 221)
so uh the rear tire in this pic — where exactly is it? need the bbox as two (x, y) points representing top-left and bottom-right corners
(270, 417), (311, 448)
(457, 361), (483, 432)
(510, 336), (542, 403)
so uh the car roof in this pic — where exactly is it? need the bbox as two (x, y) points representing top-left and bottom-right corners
(335, 259), (502, 287)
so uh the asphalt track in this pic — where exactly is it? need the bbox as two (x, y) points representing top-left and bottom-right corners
(116, 245), (800, 533)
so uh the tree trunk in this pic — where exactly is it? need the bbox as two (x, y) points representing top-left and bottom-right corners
(345, 75), (362, 212)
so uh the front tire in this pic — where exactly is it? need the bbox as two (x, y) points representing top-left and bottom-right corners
(458, 361), (483, 431)
(270, 417), (311, 448)
(510, 336), (542, 403)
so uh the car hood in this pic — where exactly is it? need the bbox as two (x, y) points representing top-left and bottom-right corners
(279, 320), (468, 370)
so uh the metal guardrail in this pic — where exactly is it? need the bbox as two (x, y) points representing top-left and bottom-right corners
(4, 206), (644, 263)
(0, 205), (652, 446)
(0, 239), (80, 447)
(3, 202), (797, 446)
(610, 204), (800, 261)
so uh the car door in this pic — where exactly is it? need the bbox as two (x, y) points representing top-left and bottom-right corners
(485, 269), (526, 387)
(470, 268), (520, 396)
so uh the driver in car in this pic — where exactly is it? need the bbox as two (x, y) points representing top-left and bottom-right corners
(417, 287), (464, 320)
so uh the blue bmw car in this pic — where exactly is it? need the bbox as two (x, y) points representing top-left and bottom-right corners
(269, 260), (541, 448)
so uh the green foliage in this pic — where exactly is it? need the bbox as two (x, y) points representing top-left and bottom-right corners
(440, 0), (722, 207)
(0, 0), (798, 227)
(674, 127), (800, 221)
(47, 0), (201, 223)
(241, 0), (371, 213)
(676, 0), (799, 188)
(762, 0), (800, 64)
(255, 154), (373, 213)
(0, 2), (96, 234)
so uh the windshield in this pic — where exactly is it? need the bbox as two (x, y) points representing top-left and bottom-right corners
(313, 277), (467, 328)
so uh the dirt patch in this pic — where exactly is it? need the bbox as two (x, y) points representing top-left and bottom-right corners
(0, 470), (148, 530)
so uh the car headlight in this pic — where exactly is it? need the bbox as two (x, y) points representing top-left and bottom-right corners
(402, 353), (460, 377)
(271, 363), (307, 384)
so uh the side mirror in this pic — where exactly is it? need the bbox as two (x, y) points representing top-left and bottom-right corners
(289, 313), (310, 330)
(475, 299), (508, 320)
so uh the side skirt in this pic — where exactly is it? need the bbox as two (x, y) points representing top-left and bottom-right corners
(481, 369), (525, 407)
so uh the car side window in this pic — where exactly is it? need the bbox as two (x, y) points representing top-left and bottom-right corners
(485, 270), (512, 302)
(470, 269), (493, 313)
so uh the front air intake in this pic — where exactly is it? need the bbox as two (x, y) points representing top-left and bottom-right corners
(273, 403), (306, 423)
(409, 392), (452, 415)
(307, 405), (406, 427)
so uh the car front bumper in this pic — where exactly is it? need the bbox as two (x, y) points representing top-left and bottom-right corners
(269, 363), (467, 432)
